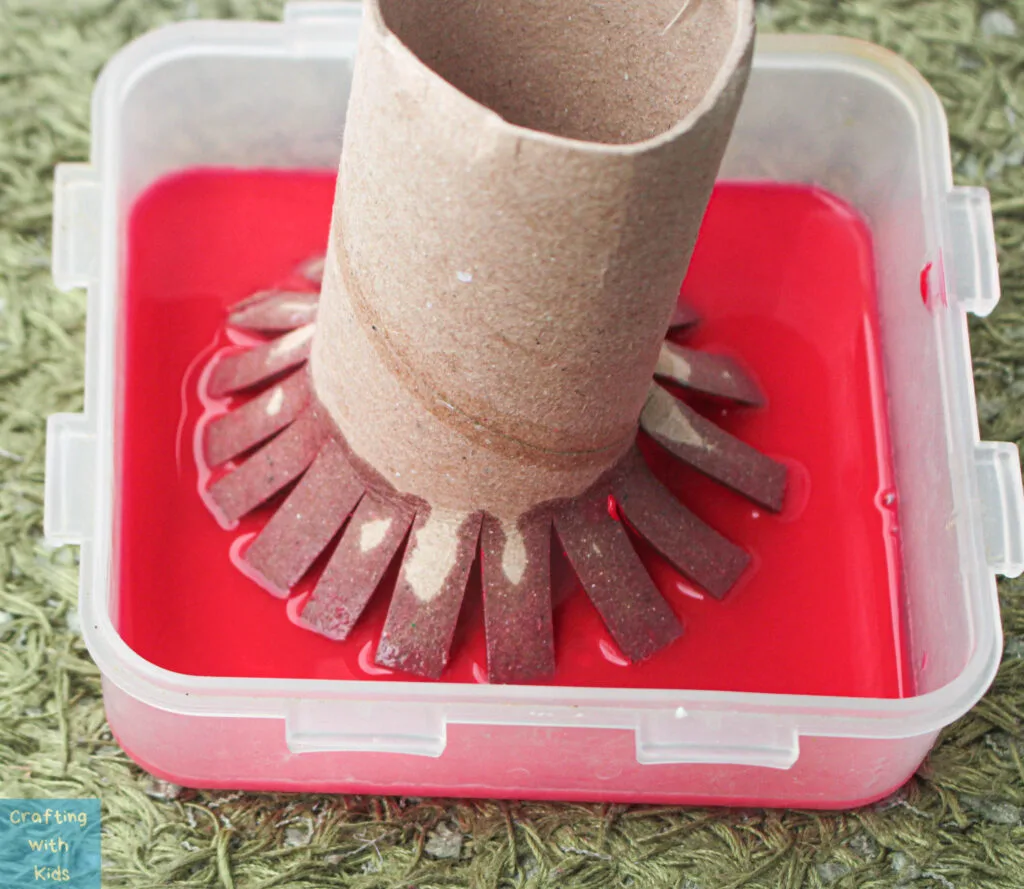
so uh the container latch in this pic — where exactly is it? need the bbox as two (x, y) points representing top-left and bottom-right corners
(283, 1), (363, 54)
(975, 441), (1024, 578)
(286, 700), (446, 757)
(636, 709), (800, 769)
(52, 164), (102, 292)
(44, 414), (96, 546)
(946, 186), (1001, 318)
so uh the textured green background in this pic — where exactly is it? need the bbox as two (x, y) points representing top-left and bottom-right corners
(2, 1), (1023, 886)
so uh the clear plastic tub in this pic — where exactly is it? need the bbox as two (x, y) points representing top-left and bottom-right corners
(44, 2), (1024, 806)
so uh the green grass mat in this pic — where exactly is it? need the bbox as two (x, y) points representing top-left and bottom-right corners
(2, 0), (1023, 886)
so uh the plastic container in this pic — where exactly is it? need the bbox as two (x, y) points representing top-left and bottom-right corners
(44, 2), (1024, 806)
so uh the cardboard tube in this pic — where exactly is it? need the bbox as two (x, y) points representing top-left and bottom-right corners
(312, 0), (755, 519)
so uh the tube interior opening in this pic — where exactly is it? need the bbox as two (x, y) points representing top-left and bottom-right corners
(377, 0), (744, 145)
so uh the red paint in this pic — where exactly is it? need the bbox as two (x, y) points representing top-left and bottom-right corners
(920, 262), (933, 305)
(118, 170), (908, 698)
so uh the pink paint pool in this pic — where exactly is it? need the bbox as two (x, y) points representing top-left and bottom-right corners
(119, 170), (909, 700)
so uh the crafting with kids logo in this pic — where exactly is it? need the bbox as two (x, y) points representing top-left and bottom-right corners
(0, 799), (100, 888)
